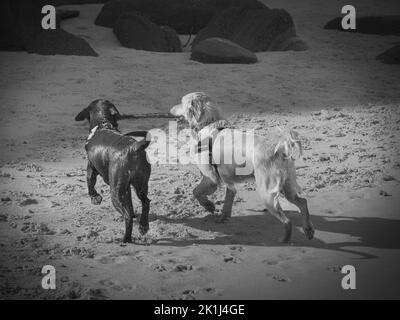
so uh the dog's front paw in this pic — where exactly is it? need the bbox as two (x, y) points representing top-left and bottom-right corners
(303, 222), (315, 240)
(91, 194), (103, 205)
(139, 223), (149, 236)
(122, 235), (132, 243)
(200, 200), (215, 213)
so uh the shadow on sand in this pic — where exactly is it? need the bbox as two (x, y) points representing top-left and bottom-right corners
(152, 210), (400, 259)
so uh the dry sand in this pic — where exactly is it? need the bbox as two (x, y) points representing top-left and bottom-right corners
(0, 0), (399, 299)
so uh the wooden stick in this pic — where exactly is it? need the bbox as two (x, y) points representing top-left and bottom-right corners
(118, 113), (178, 120)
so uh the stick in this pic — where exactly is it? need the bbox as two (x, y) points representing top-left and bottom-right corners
(118, 113), (178, 120)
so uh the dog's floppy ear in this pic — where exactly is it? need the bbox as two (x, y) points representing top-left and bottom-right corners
(75, 107), (89, 121)
(105, 102), (121, 123)
(190, 97), (204, 122)
(109, 104), (121, 117)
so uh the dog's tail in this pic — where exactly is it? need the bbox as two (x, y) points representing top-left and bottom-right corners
(274, 128), (303, 160)
(125, 131), (151, 151)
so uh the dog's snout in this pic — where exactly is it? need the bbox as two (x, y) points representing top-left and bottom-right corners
(170, 105), (177, 116)
(170, 103), (183, 116)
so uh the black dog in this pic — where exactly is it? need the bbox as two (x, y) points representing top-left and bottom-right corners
(75, 99), (120, 130)
(76, 99), (151, 243)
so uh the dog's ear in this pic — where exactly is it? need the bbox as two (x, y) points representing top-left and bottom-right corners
(190, 98), (204, 123)
(106, 103), (121, 124)
(109, 105), (121, 117)
(75, 107), (89, 121)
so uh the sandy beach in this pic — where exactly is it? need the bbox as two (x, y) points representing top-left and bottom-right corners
(0, 0), (399, 299)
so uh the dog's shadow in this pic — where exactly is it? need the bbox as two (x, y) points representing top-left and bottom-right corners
(153, 210), (400, 259)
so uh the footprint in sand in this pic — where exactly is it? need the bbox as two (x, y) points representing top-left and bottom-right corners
(202, 287), (222, 296)
(99, 278), (135, 292)
(97, 249), (150, 264)
(173, 264), (193, 272)
(323, 208), (337, 215)
(152, 264), (167, 272)
(223, 256), (241, 264)
(262, 259), (279, 266)
(229, 245), (245, 252)
(277, 254), (295, 262)
(267, 273), (291, 282)
(180, 289), (198, 300)
(97, 256), (114, 264)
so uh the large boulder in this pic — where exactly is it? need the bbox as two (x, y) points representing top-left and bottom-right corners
(324, 16), (400, 36)
(193, 7), (307, 52)
(95, 0), (135, 28)
(95, 0), (267, 34)
(113, 12), (181, 52)
(56, 9), (80, 24)
(0, 0), (98, 57)
(191, 37), (258, 64)
(0, 0), (45, 50)
(26, 29), (98, 56)
(377, 44), (400, 64)
(161, 26), (182, 53)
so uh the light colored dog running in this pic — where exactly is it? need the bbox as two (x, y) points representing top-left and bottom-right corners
(170, 92), (314, 243)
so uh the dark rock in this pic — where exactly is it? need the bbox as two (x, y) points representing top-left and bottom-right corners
(56, 9), (80, 23)
(95, 0), (134, 28)
(0, 0), (98, 55)
(0, 0), (45, 51)
(193, 6), (245, 47)
(26, 29), (98, 56)
(113, 12), (181, 52)
(161, 26), (182, 52)
(324, 16), (400, 36)
(377, 44), (400, 65)
(193, 7), (306, 52)
(191, 37), (257, 64)
(95, 0), (267, 33)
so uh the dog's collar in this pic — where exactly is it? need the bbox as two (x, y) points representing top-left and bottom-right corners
(195, 119), (231, 150)
(193, 119), (231, 133)
(196, 119), (231, 135)
(87, 125), (98, 141)
(196, 127), (225, 154)
(86, 121), (118, 144)
(97, 121), (117, 131)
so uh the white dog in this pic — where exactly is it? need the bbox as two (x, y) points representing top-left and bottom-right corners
(170, 92), (314, 243)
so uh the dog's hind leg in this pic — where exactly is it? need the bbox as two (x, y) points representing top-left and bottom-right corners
(193, 175), (218, 213)
(87, 162), (102, 205)
(283, 182), (314, 240)
(133, 182), (150, 236)
(265, 194), (292, 243)
(125, 187), (137, 220)
(110, 178), (134, 243)
(255, 171), (292, 243)
(217, 184), (237, 223)
(281, 162), (314, 240)
(263, 193), (292, 243)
